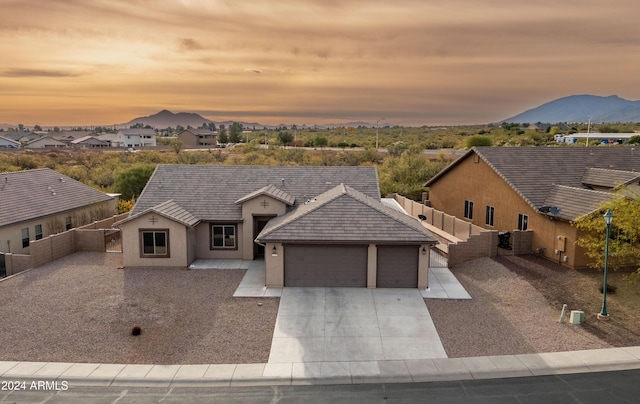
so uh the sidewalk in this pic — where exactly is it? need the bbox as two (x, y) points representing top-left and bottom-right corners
(1, 347), (639, 387)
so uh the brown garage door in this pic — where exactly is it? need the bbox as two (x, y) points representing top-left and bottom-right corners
(376, 245), (419, 288)
(284, 244), (368, 287)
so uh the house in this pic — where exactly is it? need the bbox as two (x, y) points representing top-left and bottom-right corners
(0, 136), (20, 149)
(115, 165), (437, 288)
(70, 136), (110, 149)
(55, 131), (98, 146)
(118, 129), (157, 148)
(0, 168), (117, 256)
(176, 128), (218, 147)
(425, 146), (640, 268)
(24, 136), (67, 149)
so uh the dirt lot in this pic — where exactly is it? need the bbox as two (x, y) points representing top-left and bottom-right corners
(426, 255), (640, 358)
(0, 252), (278, 364)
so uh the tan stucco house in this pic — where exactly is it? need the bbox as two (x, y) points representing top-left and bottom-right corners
(0, 168), (117, 257)
(115, 165), (437, 288)
(425, 146), (640, 269)
(176, 128), (218, 147)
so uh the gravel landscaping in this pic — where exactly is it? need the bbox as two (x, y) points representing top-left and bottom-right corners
(0, 252), (278, 364)
(2, 251), (638, 365)
(426, 254), (640, 358)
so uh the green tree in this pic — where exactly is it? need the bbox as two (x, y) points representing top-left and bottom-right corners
(229, 122), (243, 143)
(278, 131), (294, 146)
(218, 125), (228, 144)
(115, 164), (156, 200)
(169, 138), (183, 154)
(314, 136), (328, 148)
(466, 135), (493, 148)
(378, 152), (449, 200)
(574, 188), (640, 283)
(629, 135), (640, 145)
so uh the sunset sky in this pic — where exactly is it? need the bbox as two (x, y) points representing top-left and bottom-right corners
(1, 0), (639, 127)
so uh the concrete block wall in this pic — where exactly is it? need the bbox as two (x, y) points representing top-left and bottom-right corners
(3, 253), (31, 277)
(448, 231), (499, 268)
(75, 229), (107, 251)
(511, 230), (533, 255)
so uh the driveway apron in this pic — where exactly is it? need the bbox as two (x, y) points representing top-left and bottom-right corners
(268, 288), (447, 363)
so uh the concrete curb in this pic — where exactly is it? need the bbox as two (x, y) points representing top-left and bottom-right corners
(2, 347), (639, 387)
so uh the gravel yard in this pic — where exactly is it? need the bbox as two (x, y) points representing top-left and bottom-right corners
(426, 255), (640, 358)
(0, 252), (278, 364)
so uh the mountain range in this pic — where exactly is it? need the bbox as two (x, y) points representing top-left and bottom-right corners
(503, 95), (640, 123)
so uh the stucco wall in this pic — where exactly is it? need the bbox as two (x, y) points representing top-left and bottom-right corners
(194, 222), (244, 260)
(241, 196), (288, 260)
(119, 212), (189, 268)
(265, 242), (284, 287)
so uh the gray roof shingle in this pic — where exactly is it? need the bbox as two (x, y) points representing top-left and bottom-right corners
(256, 184), (438, 244)
(581, 167), (640, 188)
(543, 185), (613, 221)
(132, 165), (381, 221)
(0, 168), (114, 227)
(235, 184), (295, 206)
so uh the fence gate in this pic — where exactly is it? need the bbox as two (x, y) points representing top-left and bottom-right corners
(430, 247), (448, 268)
(105, 229), (122, 252)
(0, 253), (6, 278)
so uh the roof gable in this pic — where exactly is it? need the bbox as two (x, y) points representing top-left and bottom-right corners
(256, 184), (437, 244)
(132, 165), (380, 221)
(115, 200), (199, 228)
(0, 168), (114, 227)
(235, 184), (295, 206)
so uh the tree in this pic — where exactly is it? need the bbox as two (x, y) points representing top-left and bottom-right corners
(314, 136), (328, 148)
(115, 164), (156, 200)
(229, 122), (243, 143)
(278, 131), (294, 146)
(218, 125), (228, 144)
(574, 188), (640, 283)
(33, 124), (42, 131)
(466, 135), (493, 148)
(629, 135), (640, 145)
(378, 152), (448, 200)
(169, 138), (183, 154)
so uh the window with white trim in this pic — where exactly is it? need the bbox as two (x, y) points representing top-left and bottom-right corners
(211, 224), (237, 249)
(140, 229), (169, 257)
(485, 206), (495, 226)
(464, 200), (474, 220)
(518, 214), (528, 231)
(35, 224), (43, 240)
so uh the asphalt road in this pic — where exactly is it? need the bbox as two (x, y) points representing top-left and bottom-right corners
(2, 369), (637, 403)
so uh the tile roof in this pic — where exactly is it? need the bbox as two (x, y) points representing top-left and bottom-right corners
(118, 129), (156, 135)
(115, 200), (200, 228)
(426, 146), (640, 220)
(581, 167), (640, 188)
(132, 165), (380, 220)
(543, 185), (613, 221)
(256, 184), (438, 244)
(0, 168), (114, 228)
(235, 184), (295, 206)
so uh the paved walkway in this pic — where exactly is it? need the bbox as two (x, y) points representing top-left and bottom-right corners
(2, 347), (639, 387)
(269, 288), (447, 363)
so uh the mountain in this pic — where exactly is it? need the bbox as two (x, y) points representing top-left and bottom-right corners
(503, 95), (640, 123)
(126, 110), (211, 128)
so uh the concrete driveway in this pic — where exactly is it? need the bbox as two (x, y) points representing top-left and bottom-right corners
(268, 288), (447, 363)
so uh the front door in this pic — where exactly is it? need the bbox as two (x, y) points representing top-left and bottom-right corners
(253, 216), (275, 258)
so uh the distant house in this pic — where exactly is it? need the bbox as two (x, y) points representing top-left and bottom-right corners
(24, 136), (67, 149)
(3, 131), (38, 145)
(71, 136), (109, 149)
(176, 128), (218, 147)
(558, 133), (637, 145)
(118, 129), (157, 148)
(0, 136), (20, 149)
(425, 147), (640, 269)
(0, 168), (117, 256)
(115, 165), (437, 289)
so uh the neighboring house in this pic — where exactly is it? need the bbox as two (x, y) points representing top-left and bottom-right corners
(70, 136), (109, 149)
(0, 168), (117, 255)
(24, 136), (67, 149)
(425, 147), (640, 269)
(117, 129), (157, 148)
(4, 131), (39, 145)
(54, 131), (98, 146)
(0, 136), (20, 149)
(176, 128), (218, 147)
(115, 166), (437, 289)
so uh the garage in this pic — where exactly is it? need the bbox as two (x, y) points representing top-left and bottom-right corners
(376, 245), (419, 288)
(284, 244), (368, 287)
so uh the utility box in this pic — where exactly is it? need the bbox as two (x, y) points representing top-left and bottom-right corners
(570, 310), (585, 325)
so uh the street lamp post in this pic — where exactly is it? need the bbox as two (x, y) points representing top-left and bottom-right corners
(376, 117), (385, 150)
(598, 209), (614, 320)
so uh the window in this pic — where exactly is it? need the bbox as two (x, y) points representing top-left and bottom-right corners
(65, 216), (72, 231)
(21, 228), (29, 248)
(518, 214), (528, 231)
(35, 224), (43, 240)
(485, 206), (495, 226)
(211, 224), (237, 249)
(140, 229), (169, 257)
(464, 200), (474, 220)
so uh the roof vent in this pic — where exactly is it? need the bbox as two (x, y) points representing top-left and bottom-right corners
(281, 178), (285, 185)
(304, 198), (317, 205)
